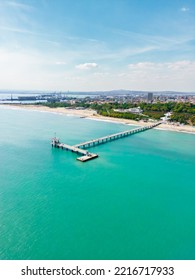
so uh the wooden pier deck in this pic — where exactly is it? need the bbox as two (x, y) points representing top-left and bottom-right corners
(51, 121), (162, 162)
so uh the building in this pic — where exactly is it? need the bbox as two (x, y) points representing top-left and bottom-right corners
(113, 107), (142, 114)
(147, 92), (153, 102)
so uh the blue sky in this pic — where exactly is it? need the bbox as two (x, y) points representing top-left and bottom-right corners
(0, 0), (195, 91)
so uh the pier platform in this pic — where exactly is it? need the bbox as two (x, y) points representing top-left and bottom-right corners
(77, 154), (98, 162)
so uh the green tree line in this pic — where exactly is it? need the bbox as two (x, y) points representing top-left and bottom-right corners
(38, 101), (195, 125)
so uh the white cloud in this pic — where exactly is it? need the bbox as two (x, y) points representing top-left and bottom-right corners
(55, 61), (66, 65)
(0, 26), (35, 34)
(124, 60), (195, 91)
(6, 1), (33, 11)
(93, 72), (110, 77)
(180, 7), (189, 12)
(0, 46), (194, 92)
(128, 60), (195, 72)
(75, 62), (98, 70)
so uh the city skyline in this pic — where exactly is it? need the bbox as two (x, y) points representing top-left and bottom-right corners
(0, 0), (195, 91)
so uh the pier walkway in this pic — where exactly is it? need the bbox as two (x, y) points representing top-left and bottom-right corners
(75, 122), (161, 149)
(51, 121), (162, 162)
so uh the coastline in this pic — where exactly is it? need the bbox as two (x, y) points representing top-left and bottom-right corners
(1, 104), (195, 134)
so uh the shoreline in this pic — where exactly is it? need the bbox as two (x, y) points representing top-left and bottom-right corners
(1, 104), (195, 134)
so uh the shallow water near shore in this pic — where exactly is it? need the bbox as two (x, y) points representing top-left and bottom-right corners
(0, 107), (195, 260)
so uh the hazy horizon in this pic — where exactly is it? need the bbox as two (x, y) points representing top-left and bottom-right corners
(0, 89), (195, 95)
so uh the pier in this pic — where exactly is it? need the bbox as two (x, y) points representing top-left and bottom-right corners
(51, 122), (162, 162)
(51, 138), (98, 162)
(74, 122), (161, 149)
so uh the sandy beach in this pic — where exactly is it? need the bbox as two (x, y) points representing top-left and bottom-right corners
(1, 104), (195, 134)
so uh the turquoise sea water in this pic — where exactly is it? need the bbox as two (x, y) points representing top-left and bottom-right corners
(0, 106), (195, 260)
